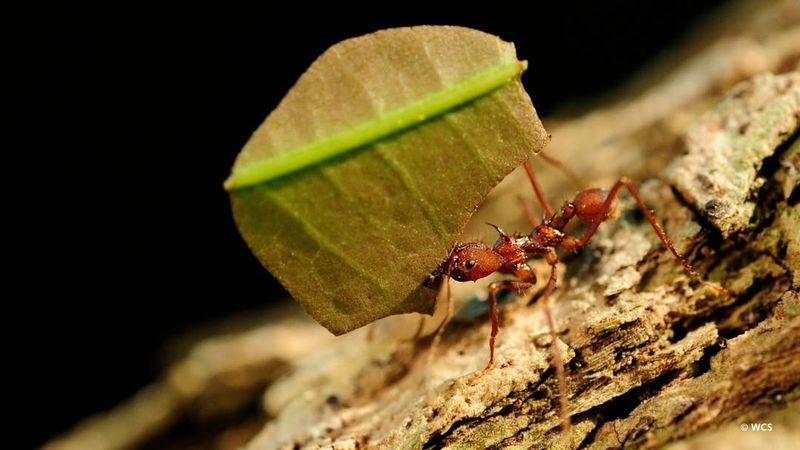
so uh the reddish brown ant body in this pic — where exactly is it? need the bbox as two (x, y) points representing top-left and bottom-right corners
(427, 159), (712, 436)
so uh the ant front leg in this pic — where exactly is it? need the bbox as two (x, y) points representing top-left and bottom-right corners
(486, 279), (533, 368)
(427, 259), (456, 368)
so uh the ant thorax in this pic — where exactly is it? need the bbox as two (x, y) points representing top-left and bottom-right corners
(491, 233), (527, 267)
(521, 224), (565, 254)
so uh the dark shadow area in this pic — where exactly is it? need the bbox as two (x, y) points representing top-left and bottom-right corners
(26, 2), (729, 447)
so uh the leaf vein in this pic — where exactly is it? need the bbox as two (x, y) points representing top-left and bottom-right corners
(443, 114), (495, 178)
(265, 189), (390, 293)
(374, 145), (448, 239)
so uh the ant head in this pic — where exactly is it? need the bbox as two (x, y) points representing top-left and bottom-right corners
(448, 242), (505, 282)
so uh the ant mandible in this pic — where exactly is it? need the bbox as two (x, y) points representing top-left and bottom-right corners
(427, 157), (711, 435)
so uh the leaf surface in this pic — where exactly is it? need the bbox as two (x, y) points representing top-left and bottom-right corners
(229, 26), (548, 334)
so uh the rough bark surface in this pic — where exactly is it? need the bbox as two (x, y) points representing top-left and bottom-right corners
(46, 1), (800, 449)
(239, 72), (798, 450)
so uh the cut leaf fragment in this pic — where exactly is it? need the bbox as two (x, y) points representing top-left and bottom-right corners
(229, 26), (548, 334)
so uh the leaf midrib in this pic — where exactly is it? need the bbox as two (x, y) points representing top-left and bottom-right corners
(224, 59), (526, 190)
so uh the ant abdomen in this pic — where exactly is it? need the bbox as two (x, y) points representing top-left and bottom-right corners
(573, 188), (616, 224)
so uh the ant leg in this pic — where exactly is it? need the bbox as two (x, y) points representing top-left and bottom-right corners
(523, 153), (583, 222)
(523, 161), (555, 217)
(539, 259), (572, 440)
(486, 280), (534, 368)
(539, 151), (583, 189)
(561, 177), (701, 280)
(425, 275), (456, 404)
(428, 275), (454, 367)
(517, 195), (539, 227)
(398, 314), (427, 343)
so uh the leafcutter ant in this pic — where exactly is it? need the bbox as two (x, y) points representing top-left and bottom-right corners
(426, 157), (722, 437)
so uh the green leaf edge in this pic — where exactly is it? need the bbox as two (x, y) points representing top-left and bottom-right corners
(224, 59), (527, 190)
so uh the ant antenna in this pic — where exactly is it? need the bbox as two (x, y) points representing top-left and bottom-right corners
(486, 222), (509, 238)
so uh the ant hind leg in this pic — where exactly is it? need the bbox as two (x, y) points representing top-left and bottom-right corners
(561, 177), (719, 287)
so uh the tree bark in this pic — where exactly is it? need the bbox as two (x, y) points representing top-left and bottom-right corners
(46, 1), (800, 449)
(241, 72), (798, 450)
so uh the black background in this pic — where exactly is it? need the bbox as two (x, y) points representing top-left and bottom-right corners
(29, 2), (728, 447)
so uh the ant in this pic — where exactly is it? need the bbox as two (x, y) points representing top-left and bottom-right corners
(426, 158), (719, 438)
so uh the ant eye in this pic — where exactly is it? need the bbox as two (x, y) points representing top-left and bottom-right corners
(465, 259), (477, 270)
